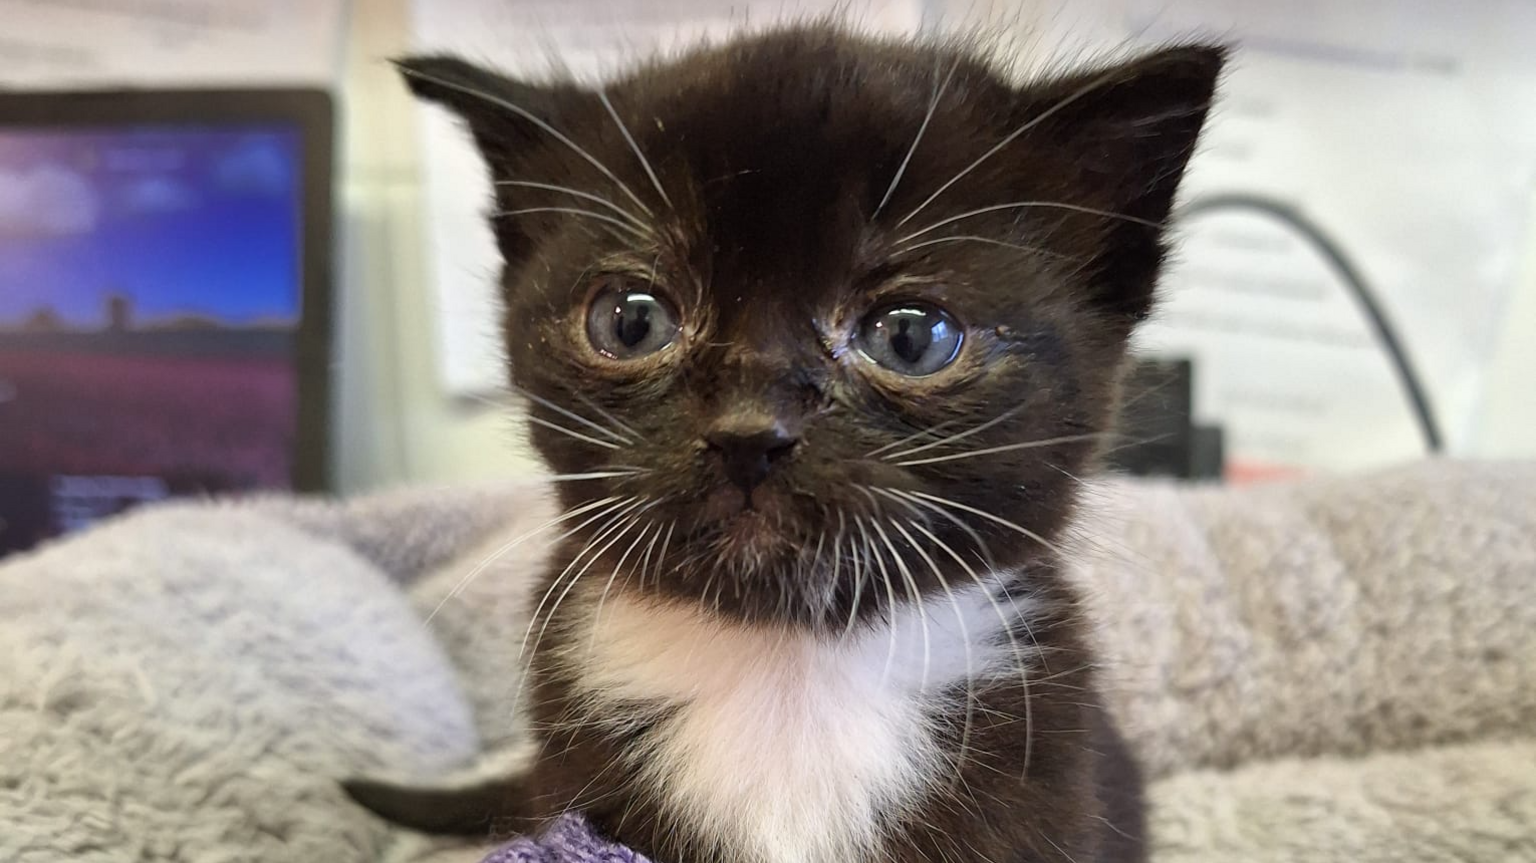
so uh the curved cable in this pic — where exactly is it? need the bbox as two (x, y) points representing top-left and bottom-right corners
(1175, 193), (1444, 453)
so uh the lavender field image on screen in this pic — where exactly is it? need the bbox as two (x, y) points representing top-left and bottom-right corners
(0, 125), (303, 555)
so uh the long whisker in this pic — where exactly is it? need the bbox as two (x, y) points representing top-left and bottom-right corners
(635, 517), (664, 592)
(528, 502), (657, 661)
(893, 433), (1106, 467)
(894, 67), (1127, 229)
(879, 487), (997, 571)
(495, 206), (652, 240)
(906, 489), (1066, 558)
(424, 494), (621, 624)
(573, 392), (644, 442)
(589, 518), (658, 652)
(494, 179), (649, 232)
(891, 517), (976, 789)
(896, 201), (1161, 247)
(864, 419), (963, 458)
(854, 515), (902, 685)
(396, 65), (657, 218)
(869, 517), (931, 695)
(836, 509), (865, 642)
(597, 90), (674, 211)
(895, 234), (1079, 262)
(902, 489), (1055, 680)
(519, 497), (643, 657)
(875, 56), (960, 218)
(526, 415), (623, 450)
(884, 404), (1027, 462)
(904, 515), (1037, 778)
(538, 470), (648, 481)
(653, 521), (676, 588)
(513, 387), (633, 445)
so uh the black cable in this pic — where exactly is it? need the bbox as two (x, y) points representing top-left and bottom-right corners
(1175, 193), (1444, 453)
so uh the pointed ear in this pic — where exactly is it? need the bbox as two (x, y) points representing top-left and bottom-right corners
(397, 55), (598, 263)
(395, 55), (593, 177)
(1026, 45), (1226, 326)
(1032, 45), (1225, 223)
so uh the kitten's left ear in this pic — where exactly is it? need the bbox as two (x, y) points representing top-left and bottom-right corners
(1026, 44), (1226, 325)
(395, 55), (594, 172)
(396, 55), (599, 263)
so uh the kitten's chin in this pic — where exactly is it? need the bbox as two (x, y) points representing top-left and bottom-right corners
(699, 487), (798, 563)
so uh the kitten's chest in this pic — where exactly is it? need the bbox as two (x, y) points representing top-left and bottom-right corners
(562, 589), (1014, 863)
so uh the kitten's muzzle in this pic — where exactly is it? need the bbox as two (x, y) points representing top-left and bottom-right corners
(704, 417), (799, 501)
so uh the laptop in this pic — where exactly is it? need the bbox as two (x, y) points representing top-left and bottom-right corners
(0, 88), (334, 557)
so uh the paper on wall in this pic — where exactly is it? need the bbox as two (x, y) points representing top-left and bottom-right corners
(1033, 0), (1536, 474)
(0, 0), (346, 87)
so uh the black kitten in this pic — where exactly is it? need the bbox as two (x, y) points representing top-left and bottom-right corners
(348, 24), (1221, 863)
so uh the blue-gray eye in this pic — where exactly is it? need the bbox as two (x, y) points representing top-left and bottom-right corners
(586, 285), (680, 359)
(857, 302), (963, 376)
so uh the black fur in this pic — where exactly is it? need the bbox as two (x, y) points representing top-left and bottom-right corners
(348, 24), (1222, 863)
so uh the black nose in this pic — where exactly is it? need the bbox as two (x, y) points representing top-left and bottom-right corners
(705, 418), (799, 497)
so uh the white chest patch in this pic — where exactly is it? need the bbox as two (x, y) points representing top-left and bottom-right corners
(563, 582), (1024, 863)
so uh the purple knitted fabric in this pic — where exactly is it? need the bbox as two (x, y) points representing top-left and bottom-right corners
(481, 814), (649, 863)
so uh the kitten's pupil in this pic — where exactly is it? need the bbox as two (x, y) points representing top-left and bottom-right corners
(890, 317), (928, 364)
(586, 286), (679, 359)
(616, 301), (651, 348)
(860, 303), (962, 376)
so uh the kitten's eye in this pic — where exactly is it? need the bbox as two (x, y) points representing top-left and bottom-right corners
(585, 282), (680, 360)
(856, 302), (963, 376)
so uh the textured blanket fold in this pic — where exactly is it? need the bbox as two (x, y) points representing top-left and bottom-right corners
(2, 461), (1533, 863)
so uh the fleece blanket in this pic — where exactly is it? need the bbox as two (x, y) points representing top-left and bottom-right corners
(1, 461), (1534, 863)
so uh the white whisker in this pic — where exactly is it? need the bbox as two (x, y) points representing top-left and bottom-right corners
(494, 179), (649, 231)
(868, 517), (930, 695)
(528, 501), (656, 662)
(635, 517), (664, 592)
(495, 206), (652, 240)
(880, 487), (996, 571)
(884, 404), (1027, 462)
(589, 518), (658, 652)
(526, 415), (623, 450)
(573, 392), (644, 442)
(598, 89), (674, 210)
(424, 494), (621, 625)
(540, 470), (648, 482)
(907, 490), (1066, 559)
(519, 497), (643, 658)
(896, 201), (1160, 247)
(654, 521), (676, 588)
(864, 419), (962, 458)
(515, 387), (633, 445)
(894, 433), (1104, 467)
(895, 234), (1078, 261)
(903, 514), (1037, 778)
(396, 65), (657, 217)
(895, 67), (1128, 230)
(875, 56), (960, 218)
(855, 515), (902, 687)
(891, 518), (975, 787)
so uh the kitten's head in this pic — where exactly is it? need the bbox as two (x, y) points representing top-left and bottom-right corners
(402, 27), (1222, 627)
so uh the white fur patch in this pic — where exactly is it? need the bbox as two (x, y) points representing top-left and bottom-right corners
(563, 580), (1027, 863)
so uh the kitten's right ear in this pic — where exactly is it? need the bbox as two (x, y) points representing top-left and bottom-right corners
(394, 55), (576, 174)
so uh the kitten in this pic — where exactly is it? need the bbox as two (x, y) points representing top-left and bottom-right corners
(347, 24), (1222, 863)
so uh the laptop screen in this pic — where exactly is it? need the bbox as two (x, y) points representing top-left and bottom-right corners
(0, 124), (306, 556)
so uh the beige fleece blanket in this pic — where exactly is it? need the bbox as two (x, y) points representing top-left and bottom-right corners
(1072, 463), (1536, 861)
(2, 460), (1532, 862)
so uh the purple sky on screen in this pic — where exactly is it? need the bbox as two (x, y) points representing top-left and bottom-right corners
(0, 126), (302, 326)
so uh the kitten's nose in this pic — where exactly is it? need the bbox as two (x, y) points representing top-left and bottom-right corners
(704, 417), (799, 498)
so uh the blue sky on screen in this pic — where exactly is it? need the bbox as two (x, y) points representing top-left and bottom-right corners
(0, 126), (301, 327)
